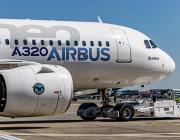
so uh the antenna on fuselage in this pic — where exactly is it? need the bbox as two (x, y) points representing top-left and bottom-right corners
(97, 16), (103, 23)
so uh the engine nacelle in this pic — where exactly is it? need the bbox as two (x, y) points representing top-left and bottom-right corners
(0, 64), (73, 117)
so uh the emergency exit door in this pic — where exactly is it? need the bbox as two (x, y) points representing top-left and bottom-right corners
(112, 29), (132, 63)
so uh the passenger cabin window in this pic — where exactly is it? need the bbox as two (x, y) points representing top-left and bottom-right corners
(58, 40), (61, 46)
(14, 39), (19, 45)
(74, 41), (78, 46)
(82, 41), (86, 46)
(150, 40), (157, 48)
(49, 40), (53, 46)
(144, 40), (151, 49)
(41, 40), (45, 46)
(106, 41), (110, 47)
(23, 39), (28, 45)
(5, 39), (10, 45)
(98, 41), (102, 46)
(32, 40), (36, 45)
(66, 40), (70, 46)
(90, 41), (94, 46)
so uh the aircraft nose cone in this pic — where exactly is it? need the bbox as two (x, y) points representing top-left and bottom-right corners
(168, 56), (176, 73)
(164, 54), (175, 74)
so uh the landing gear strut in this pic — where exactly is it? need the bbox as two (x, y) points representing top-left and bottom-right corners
(77, 89), (134, 121)
(99, 89), (111, 106)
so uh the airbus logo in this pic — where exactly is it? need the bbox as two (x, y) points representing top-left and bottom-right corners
(148, 56), (160, 61)
(11, 47), (110, 61)
(33, 83), (45, 95)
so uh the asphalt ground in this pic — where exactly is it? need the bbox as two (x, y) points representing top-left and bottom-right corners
(0, 100), (180, 140)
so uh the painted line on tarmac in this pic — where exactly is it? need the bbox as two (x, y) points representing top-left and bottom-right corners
(0, 133), (23, 140)
(4, 132), (180, 138)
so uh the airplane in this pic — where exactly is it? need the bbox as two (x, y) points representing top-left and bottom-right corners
(0, 18), (175, 121)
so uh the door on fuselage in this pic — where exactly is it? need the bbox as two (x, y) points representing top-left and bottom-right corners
(112, 29), (132, 63)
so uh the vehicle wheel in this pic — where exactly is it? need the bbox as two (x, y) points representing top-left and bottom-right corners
(114, 104), (134, 121)
(78, 103), (98, 121)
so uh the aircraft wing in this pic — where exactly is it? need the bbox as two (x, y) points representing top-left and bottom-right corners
(0, 59), (40, 70)
(74, 89), (98, 96)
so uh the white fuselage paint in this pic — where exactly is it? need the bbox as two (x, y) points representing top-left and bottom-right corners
(0, 19), (175, 89)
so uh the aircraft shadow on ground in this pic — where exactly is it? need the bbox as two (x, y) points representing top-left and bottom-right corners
(100, 117), (179, 122)
(0, 118), (178, 125)
(0, 119), (83, 125)
(0, 126), (50, 130)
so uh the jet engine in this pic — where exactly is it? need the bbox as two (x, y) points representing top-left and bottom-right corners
(0, 64), (73, 117)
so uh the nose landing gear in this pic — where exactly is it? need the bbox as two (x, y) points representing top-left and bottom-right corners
(77, 89), (134, 121)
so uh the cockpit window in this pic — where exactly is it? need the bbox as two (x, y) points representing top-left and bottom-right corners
(144, 40), (151, 49)
(149, 40), (157, 48)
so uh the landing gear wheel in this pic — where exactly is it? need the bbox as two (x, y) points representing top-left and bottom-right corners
(78, 103), (98, 121)
(114, 104), (134, 121)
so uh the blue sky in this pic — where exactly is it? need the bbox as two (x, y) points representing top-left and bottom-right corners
(0, 0), (179, 89)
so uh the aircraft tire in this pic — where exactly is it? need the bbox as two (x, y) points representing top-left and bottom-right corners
(78, 103), (97, 121)
(114, 103), (134, 121)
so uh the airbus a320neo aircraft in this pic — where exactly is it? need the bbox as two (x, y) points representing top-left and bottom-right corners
(0, 18), (175, 121)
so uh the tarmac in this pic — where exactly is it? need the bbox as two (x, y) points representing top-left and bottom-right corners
(0, 100), (180, 140)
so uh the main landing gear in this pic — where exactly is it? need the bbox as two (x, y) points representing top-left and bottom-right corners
(77, 89), (134, 121)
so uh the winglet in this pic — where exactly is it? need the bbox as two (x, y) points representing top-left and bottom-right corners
(97, 16), (103, 23)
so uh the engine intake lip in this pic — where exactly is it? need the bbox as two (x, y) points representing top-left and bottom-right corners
(0, 75), (7, 112)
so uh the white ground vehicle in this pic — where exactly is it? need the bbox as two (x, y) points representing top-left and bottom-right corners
(136, 89), (180, 118)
